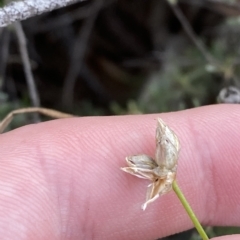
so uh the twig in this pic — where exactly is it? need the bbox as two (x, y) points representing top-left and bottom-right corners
(62, 0), (103, 108)
(166, 0), (218, 67)
(14, 21), (40, 108)
(0, 0), (81, 27)
(0, 107), (74, 133)
(172, 181), (209, 240)
(14, 21), (40, 122)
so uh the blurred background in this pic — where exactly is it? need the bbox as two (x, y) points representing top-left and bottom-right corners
(1, 0), (240, 239)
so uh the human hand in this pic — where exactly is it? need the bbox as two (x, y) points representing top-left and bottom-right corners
(0, 104), (239, 240)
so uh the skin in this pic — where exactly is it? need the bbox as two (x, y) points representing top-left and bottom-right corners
(0, 104), (239, 240)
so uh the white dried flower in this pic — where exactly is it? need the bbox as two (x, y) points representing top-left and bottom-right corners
(121, 118), (180, 210)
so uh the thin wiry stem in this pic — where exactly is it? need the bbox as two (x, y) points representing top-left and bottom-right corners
(14, 21), (40, 121)
(0, 107), (73, 133)
(62, 0), (103, 108)
(172, 181), (209, 240)
(166, 0), (218, 67)
(14, 21), (40, 108)
(0, 0), (81, 27)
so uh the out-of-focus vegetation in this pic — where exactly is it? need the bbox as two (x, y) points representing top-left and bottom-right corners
(191, 227), (240, 240)
(1, 0), (240, 239)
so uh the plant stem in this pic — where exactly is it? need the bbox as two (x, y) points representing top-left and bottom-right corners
(172, 180), (209, 240)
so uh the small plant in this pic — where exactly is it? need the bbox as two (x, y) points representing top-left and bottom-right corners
(121, 118), (209, 240)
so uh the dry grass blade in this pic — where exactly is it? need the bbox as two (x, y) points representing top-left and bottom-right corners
(0, 107), (74, 134)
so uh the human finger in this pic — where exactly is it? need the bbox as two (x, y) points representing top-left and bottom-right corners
(0, 104), (240, 239)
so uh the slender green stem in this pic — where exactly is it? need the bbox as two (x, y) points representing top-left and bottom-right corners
(172, 180), (209, 240)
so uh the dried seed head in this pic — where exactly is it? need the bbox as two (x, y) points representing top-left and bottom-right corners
(121, 118), (180, 210)
(155, 118), (180, 171)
